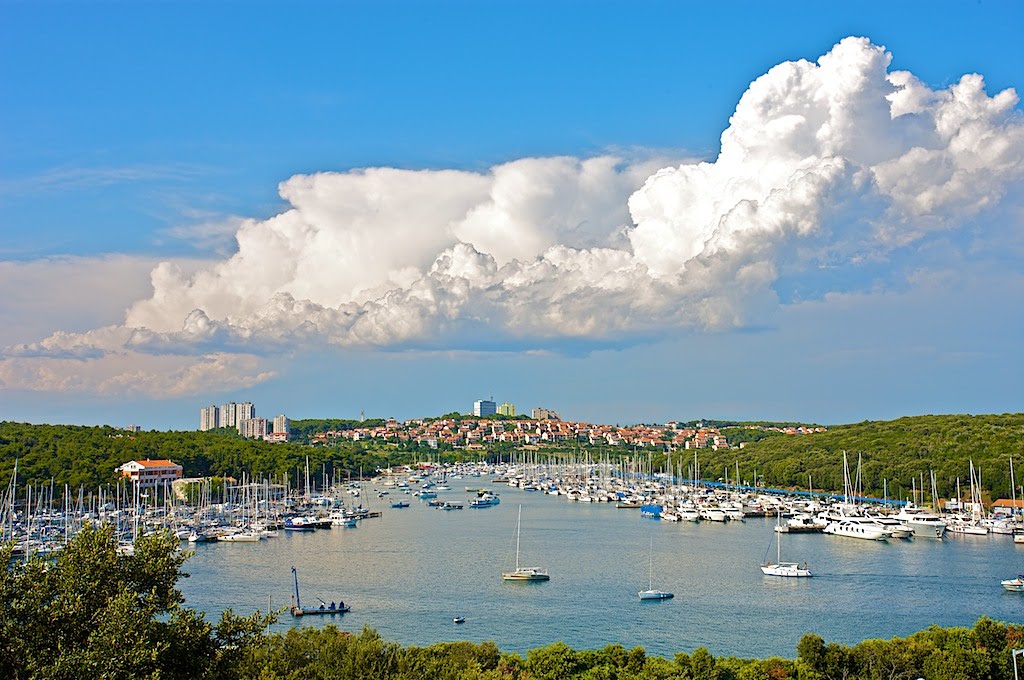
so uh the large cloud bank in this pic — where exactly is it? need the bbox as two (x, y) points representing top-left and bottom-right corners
(3, 37), (1022, 395)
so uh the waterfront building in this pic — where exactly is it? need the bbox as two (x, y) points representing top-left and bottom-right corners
(199, 405), (220, 431)
(239, 417), (269, 439)
(474, 399), (496, 417)
(497, 402), (516, 417)
(117, 459), (183, 487)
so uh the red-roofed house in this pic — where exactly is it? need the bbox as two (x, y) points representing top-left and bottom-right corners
(117, 459), (183, 487)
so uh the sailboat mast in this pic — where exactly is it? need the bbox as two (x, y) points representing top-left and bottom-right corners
(776, 509), (782, 563)
(649, 536), (654, 590)
(515, 505), (522, 571)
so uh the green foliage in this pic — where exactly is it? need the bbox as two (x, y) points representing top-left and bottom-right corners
(0, 421), (413, 489)
(675, 420), (822, 429)
(0, 523), (273, 679)
(694, 413), (1024, 499)
(718, 428), (786, 446)
(288, 419), (386, 440)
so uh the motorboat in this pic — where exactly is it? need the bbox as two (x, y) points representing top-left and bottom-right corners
(892, 504), (947, 538)
(775, 513), (827, 533)
(218, 529), (261, 542)
(678, 507), (701, 522)
(1001, 575), (1024, 592)
(823, 519), (892, 541)
(453, 616), (466, 624)
(866, 515), (914, 539)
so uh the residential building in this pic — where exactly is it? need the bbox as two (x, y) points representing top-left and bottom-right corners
(239, 417), (269, 439)
(497, 402), (516, 417)
(199, 405), (220, 431)
(531, 407), (561, 421)
(221, 401), (240, 428)
(234, 402), (257, 433)
(273, 414), (290, 435)
(473, 399), (496, 417)
(117, 459), (183, 487)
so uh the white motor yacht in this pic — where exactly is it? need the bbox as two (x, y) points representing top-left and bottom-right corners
(678, 507), (701, 522)
(823, 519), (892, 541)
(893, 504), (947, 538)
(866, 515), (914, 539)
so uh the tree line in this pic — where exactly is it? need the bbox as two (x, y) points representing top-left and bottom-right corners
(701, 413), (1024, 502)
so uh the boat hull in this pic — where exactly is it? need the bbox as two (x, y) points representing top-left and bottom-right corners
(760, 563), (812, 577)
(638, 590), (674, 600)
(290, 605), (351, 616)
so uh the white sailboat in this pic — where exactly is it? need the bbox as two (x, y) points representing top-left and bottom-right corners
(761, 510), (812, 577)
(502, 505), (549, 582)
(638, 536), (674, 599)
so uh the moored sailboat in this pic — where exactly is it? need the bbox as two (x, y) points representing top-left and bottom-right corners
(638, 537), (674, 599)
(502, 505), (549, 582)
(761, 510), (811, 577)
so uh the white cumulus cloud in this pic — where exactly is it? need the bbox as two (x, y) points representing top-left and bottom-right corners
(4, 36), (1022, 396)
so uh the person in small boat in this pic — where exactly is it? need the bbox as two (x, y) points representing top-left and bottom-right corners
(329, 601), (336, 610)
(338, 600), (344, 610)
(319, 603), (325, 610)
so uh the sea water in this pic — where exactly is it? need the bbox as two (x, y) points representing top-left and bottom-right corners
(179, 485), (1024, 658)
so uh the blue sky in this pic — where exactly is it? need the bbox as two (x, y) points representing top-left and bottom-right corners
(0, 0), (1022, 428)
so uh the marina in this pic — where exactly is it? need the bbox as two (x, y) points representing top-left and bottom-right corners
(5, 458), (1024, 658)
(165, 469), (1024, 659)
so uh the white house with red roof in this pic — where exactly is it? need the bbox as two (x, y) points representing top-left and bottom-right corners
(117, 459), (183, 487)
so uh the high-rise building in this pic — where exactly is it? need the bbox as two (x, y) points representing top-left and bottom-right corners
(235, 402), (256, 433)
(239, 417), (268, 439)
(221, 401), (239, 428)
(199, 405), (220, 431)
(273, 414), (290, 435)
(497, 402), (516, 417)
(473, 399), (496, 417)
(531, 407), (560, 421)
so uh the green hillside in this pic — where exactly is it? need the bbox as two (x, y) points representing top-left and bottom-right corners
(0, 422), (409, 489)
(699, 413), (1024, 501)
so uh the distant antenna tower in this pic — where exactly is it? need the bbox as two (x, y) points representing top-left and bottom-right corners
(360, 409), (365, 422)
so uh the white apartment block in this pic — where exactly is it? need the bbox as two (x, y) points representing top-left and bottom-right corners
(199, 405), (220, 431)
(239, 417), (269, 439)
(273, 414), (290, 435)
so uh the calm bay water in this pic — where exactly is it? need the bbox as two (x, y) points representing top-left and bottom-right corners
(179, 485), (1024, 658)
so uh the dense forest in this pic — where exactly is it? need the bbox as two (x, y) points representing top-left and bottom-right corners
(701, 414), (1024, 502)
(0, 422), (412, 488)
(1, 525), (1020, 679)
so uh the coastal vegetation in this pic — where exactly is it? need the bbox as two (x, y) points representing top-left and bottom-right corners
(702, 413), (1024, 502)
(1, 525), (1021, 679)
(0, 421), (411, 489)
(2, 413), (1023, 503)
